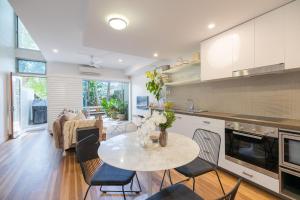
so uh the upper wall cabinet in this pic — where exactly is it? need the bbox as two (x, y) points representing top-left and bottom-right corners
(254, 8), (285, 68)
(201, 31), (233, 81)
(284, 1), (300, 70)
(232, 20), (255, 72)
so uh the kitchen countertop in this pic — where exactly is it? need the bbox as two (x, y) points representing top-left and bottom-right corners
(153, 108), (300, 131)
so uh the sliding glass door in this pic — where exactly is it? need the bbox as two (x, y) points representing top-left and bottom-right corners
(82, 80), (129, 120)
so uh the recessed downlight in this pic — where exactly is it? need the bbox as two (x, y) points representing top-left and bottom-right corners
(107, 15), (129, 30)
(118, 59), (123, 63)
(52, 49), (59, 53)
(153, 53), (158, 57)
(208, 23), (216, 29)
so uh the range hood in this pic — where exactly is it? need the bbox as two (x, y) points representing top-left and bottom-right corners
(232, 63), (285, 77)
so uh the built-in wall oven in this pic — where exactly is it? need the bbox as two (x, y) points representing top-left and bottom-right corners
(225, 121), (279, 179)
(279, 129), (300, 200)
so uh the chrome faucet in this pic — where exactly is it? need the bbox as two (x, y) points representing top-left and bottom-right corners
(187, 99), (194, 112)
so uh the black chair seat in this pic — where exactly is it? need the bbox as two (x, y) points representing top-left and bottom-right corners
(175, 157), (213, 178)
(91, 163), (135, 186)
(147, 184), (204, 200)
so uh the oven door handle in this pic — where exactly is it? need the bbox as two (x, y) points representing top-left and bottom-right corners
(232, 131), (263, 140)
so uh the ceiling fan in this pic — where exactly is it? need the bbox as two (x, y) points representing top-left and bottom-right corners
(82, 55), (103, 68)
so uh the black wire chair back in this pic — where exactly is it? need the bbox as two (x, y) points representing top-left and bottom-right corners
(217, 178), (242, 200)
(76, 135), (102, 185)
(192, 128), (221, 166)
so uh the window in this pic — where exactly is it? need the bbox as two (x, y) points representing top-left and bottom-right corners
(17, 59), (46, 75)
(17, 17), (39, 50)
(82, 80), (129, 119)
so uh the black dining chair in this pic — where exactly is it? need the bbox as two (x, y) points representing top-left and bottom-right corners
(160, 128), (225, 194)
(76, 134), (142, 200)
(148, 178), (242, 200)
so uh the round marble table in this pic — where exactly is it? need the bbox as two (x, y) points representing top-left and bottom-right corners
(98, 132), (200, 199)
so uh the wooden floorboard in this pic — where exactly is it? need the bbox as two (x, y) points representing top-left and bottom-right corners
(0, 130), (279, 200)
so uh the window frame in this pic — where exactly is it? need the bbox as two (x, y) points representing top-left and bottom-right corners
(16, 58), (47, 75)
(16, 16), (40, 51)
(82, 79), (130, 107)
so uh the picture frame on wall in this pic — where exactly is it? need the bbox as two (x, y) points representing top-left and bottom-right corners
(136, 96), (149, 110)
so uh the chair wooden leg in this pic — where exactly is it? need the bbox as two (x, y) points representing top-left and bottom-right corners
(215, 170), (225, 195)
(160, 170), (167, 191)
(192, 177), (195, 191)
(84, 185), (91, 200)
(122, 185), (126, 200)
(168, 170), (173, 185)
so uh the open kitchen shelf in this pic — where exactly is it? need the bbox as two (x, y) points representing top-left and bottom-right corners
(164, 77), (201, 86)
(162, 61), (200, 74)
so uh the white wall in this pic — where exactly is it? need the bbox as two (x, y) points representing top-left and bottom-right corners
(131, 70), (155, 116)
(15, 48), (45, 61)
(47, 62), (129, 81)
(0, 0), (16, 143)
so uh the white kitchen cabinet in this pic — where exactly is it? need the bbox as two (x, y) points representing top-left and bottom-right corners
(232, 20), (255, 71)
(254, 7), (285, 68)
(167, 114), (224, 139)
(201, 31), (233, 81)
(168, 114), (201, 138)
(284, 0), (300, 69)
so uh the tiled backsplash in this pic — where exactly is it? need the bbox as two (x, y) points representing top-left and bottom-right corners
(167, 70), (300, 120)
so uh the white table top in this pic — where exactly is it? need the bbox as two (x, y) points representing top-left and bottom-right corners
(98, 132), (200, 172)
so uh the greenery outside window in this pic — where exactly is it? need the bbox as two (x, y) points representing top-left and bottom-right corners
(17, 17), (39, 50)
(17, 59), (46, 75)
(82, 80), (129, 119)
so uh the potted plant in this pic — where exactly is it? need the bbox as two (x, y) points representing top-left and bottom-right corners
(145, 69), (176, 147)
(101, 97), (119, 119)
(116, 101), (128, 120)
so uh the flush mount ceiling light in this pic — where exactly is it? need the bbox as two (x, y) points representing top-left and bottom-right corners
(52, 49), (59, 53)
(107, 15), (129, 30)
(153, 53), (158, 57)
(118, 58), (123, 63)
(208, 23), (216, 29)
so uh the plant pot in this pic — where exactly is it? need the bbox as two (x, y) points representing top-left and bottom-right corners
(117, 113), (126, 120)
(111, 111), (118, 119)
(159, 129), (168, 147)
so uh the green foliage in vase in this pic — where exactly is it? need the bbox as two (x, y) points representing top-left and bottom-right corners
(145, 69), (164, 101)
(159, 110), (176, 131)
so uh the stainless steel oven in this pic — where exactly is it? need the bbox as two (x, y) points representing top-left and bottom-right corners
(280, 129), (300, 172)
(225, 121), (279, 179)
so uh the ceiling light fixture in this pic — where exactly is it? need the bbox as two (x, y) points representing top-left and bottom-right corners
(118, 59), (123, 63)
(107, 15), (128, 30)
(52, 49), (59, 53)
(208, 23), (216, 29)
(153, 53), (158, 57)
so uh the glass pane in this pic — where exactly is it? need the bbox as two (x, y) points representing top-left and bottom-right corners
(18, 59), (46, 74)
(82, 80), (129, 119)
(284, 138), (300, 166)
(17, 18), (39, 50)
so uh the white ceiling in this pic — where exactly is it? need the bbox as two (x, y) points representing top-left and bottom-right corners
(9, 0), (291, 72)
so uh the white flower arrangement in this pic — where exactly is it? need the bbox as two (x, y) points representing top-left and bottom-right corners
(133, 111), (167, 137)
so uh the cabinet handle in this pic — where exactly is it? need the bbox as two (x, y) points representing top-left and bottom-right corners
(176, 116), (182, 119)
(242, 171), (253, 178)
(203, 121), (210, 124)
